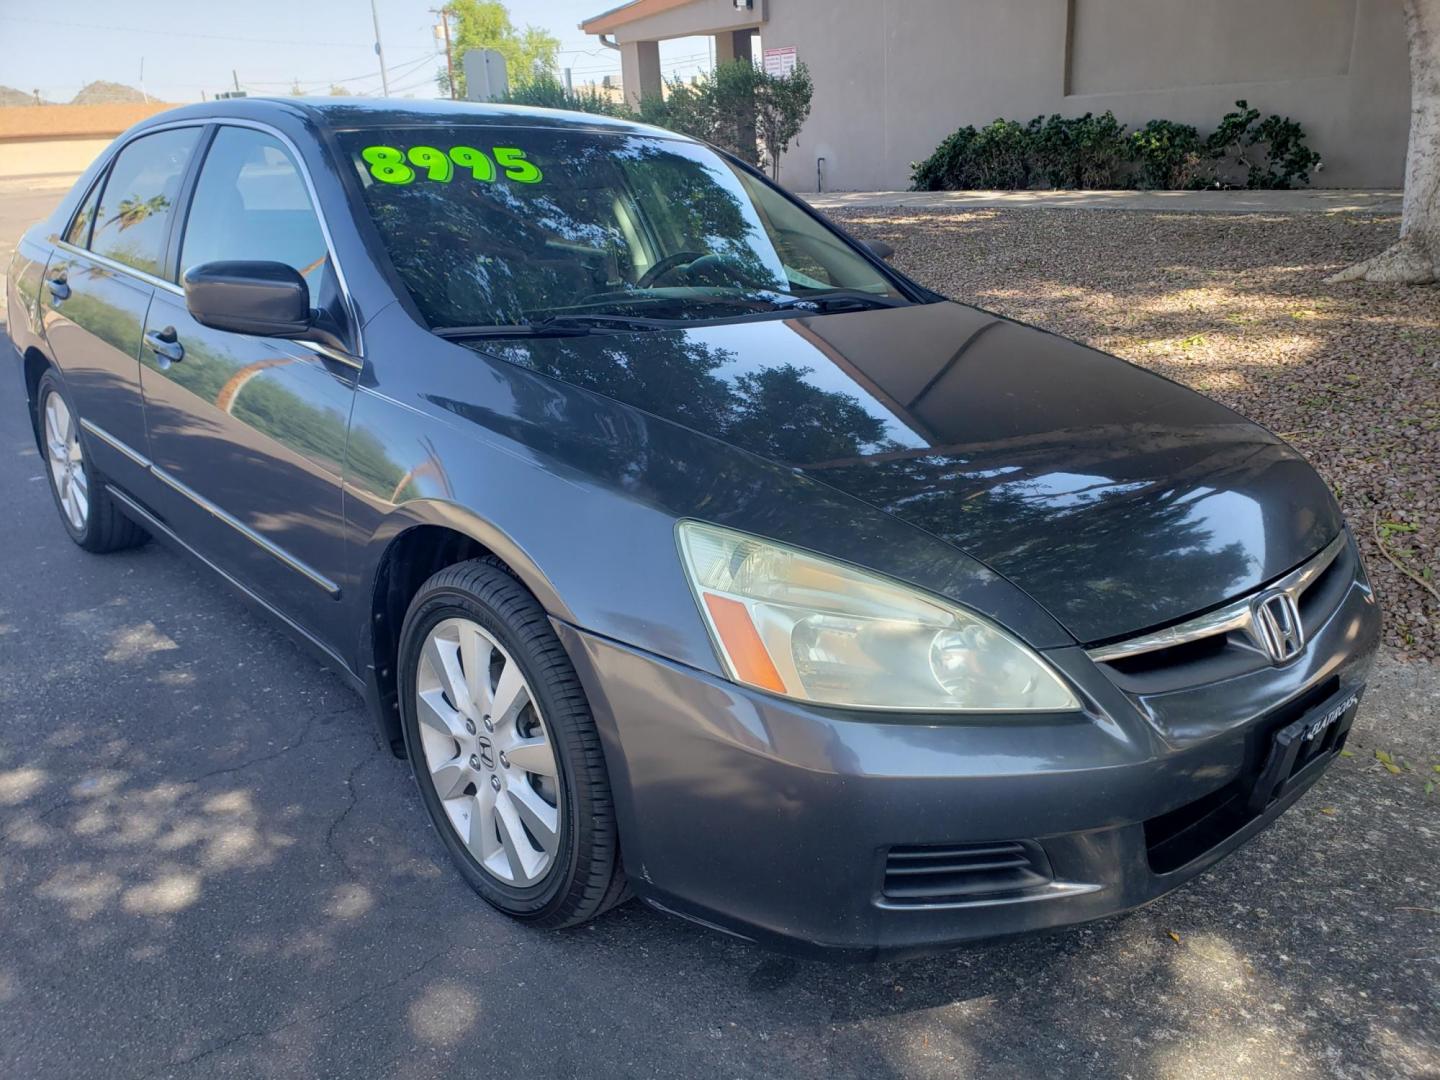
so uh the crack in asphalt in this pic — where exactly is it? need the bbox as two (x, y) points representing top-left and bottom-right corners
(135, 947), (448, 1079)
(180, 701), (368, 785)
(323, 742), (387, 880)
(0, 702), (370, 845)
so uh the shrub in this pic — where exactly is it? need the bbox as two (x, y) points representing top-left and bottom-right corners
(911, 101), (1321, 192)
(1068, 112), (1130, 188)
(1204, 100), (1323, 189)
(910, 125), (981, 190)
(1250, 113), (1322, 188)
(499, 73), (630, 117)
(1130, 119), (1204, 189)
(969, 119), (1033, 189)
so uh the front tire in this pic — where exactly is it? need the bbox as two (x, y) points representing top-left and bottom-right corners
(398, 559), (628, 928)
(35, 371), (148, 554)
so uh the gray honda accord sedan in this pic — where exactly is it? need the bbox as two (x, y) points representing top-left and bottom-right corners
(5, 99), (1379, 958)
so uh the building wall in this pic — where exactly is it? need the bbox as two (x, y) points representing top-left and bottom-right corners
(0, 137), (115, 179)
(760, 0), (1410, 191)
(0, 103), (177, 179)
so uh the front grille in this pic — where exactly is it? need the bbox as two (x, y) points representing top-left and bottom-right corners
(882, 840), (1053, 903)
(1089, 532), (1356, 695)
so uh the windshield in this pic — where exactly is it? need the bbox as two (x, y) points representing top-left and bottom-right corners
(337, 126), (908, 329)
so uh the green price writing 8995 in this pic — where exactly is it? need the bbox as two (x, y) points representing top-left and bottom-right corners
(360, 145), (543, 185)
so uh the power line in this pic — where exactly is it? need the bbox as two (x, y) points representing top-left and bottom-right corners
(2, 14), (375, 49)
(244, 50), (435, 90)
(344, 52), (438, 94)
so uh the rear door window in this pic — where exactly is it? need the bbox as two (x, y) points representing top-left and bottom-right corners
(90, 127), (201, 278)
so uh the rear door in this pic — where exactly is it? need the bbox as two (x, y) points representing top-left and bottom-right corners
(139, 123), (359, 640)
(41, 126), (201, 486)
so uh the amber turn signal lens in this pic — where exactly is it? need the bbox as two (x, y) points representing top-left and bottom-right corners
(701, 592), (787, 694)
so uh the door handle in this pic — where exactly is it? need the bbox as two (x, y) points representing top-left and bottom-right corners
(144, 327), (184, 364)
(46, 278), (70, 301)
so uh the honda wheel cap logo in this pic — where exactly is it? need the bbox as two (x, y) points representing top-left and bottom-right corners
(1252, 590), (1305, 663)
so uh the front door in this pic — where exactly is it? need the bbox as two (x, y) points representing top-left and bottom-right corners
(140, 125), (358, 641)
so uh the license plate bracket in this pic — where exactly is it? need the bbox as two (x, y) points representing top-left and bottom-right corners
(1246, 685), (1362, 814)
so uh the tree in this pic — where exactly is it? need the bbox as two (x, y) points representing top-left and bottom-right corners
(754, 63), (813, 180)
(636, 61), (813, 174)
(437, 1), (560, 98)
(1328, 0), (1440, 284)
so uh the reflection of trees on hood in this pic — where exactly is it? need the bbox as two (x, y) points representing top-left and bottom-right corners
(812, 434), (1257, 626)
(483, 335), (896, 468)
(442, 332), (904, 529)
(461, 326), (1261, 635)
(728, 364), (890, 464)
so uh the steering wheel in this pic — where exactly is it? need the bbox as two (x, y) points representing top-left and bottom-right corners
(637, 250), (707, 288)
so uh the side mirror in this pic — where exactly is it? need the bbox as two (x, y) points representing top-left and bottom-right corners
(183, 261), (313, 338)
(861, 239), (895, 262)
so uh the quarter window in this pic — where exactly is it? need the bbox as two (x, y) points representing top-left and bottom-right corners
(63, 178), (102, 248)
(180, 127), (332, 301)
(90, 127), (200, 277)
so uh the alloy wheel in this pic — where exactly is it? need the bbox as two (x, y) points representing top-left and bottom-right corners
(44, 390), (88, 532)
(414, 617), (563, 887)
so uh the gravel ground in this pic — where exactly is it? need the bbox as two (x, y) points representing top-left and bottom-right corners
(830, 207), (1440, 659)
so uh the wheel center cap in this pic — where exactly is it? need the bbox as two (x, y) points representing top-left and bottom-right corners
(475, 736), (495, 770)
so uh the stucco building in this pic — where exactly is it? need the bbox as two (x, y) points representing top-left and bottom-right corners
(580, 0), (1411, 191)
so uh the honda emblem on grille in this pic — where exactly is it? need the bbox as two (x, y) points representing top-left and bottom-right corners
(1252, 590), (1305, 663)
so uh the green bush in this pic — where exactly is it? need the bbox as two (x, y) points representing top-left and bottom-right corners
(970, 119), (1033, 189)
(910, 125), (981, 191)
(1130, 119), (1204, 189)
(910, 101), (1321, 192)
(1027, 112), (1130, 188)
(1205, 100), (1322, 189)
(499, 73), (630, 118)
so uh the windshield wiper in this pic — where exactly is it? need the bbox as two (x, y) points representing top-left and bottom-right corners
(437, 293), (907, 340)
(436, 313), (676, 340)
(768, 290), (908, 314)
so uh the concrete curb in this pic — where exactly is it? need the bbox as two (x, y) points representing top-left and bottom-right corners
(803, 188), (1403, 214)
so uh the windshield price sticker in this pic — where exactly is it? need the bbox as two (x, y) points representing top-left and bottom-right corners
(360, 145), (543, 186)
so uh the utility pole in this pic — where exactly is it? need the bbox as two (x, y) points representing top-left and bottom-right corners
(139, 57), (148, 103)
(371, 0), (391, 97)
(432, 7), (455, 99)
(232, 69), (240, 93)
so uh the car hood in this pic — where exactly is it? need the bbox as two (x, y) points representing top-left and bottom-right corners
(477, 300), (1341, 644)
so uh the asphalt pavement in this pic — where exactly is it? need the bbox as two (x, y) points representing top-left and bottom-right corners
(2, 184), (1438, 1079)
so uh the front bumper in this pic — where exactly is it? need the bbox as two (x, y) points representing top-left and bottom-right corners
(556, 539), (1381, 960)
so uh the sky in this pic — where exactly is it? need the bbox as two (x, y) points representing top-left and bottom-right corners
(0, 0), (716, 103)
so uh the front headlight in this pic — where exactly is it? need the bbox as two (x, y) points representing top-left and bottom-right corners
(677, 521), (1079, 713)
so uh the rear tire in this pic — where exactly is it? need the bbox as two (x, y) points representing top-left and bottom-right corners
(35, 370), (148, 554)
(398, 558), (628, 928)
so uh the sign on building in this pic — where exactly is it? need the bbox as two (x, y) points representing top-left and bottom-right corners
(762, 46), (798, 77)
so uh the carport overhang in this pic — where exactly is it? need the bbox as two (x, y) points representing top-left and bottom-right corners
(580, 0), (766, 107)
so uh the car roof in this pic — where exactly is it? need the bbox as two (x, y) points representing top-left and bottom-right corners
(130, 96), (684, 140)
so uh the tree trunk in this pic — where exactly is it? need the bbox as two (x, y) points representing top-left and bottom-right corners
(1327, 0), (1440, 284)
